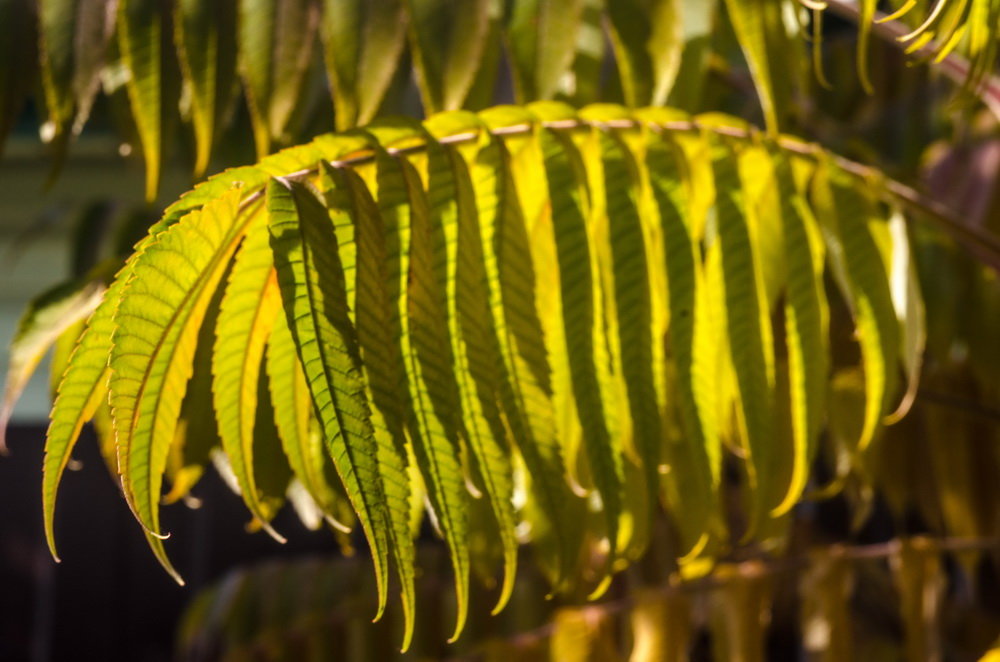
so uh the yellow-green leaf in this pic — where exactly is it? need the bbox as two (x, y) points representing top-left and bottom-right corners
(504, 0), (586, 102)
(174, 0), (239, 177)
(1, 275), (105, 450)
(213, 215), (285, 538)
(606, 0), (683, 107)
(267, 175), (395, 627)
(405, 0), (494, 113)
(118, 0), (168, 200)
(238, 0), (319, 157)
(320, 0), (407, 130)
(110, 187), (248, 583)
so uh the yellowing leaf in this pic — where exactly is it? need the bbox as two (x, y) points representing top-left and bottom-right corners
(111, 187), (248, 582)
(320, 0), (407, 130)
(1, 275), (105, 450)
(267, 175), (397, 631)
(213, 216), (285, 538)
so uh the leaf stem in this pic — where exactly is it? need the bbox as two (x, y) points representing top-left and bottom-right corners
(241, 116), (1000, 269)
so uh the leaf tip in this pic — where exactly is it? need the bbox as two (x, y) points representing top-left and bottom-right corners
(260, 519), (288, 545)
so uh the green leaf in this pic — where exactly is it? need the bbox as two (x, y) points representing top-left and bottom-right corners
(69, 0), (117, 132)
(249, 363), (294, 525)
(857, 0), (877, 94)
(319, 0), (407, 130)
(48, 319), (86, 403)
(811, 159), (899, 458)
(266, 301), (345, 524)
(173, 0), (239, 177)
(118, 0), (168, 200)
(596, 128), (662, 556)
(721, 0), (797, 133)
(502, 105), (621, 585)
(37, 127), (368, 567)
(706, 134), (776, 530)
(504, 0), (586, 102)
(418, 112), (521, 612)
(606, 0), (683, 107)
(164, 271), (226, 505)
(476, 107), (583, 588)
(328, 162), (418, 650)
(637, 113), (719, 555)
(542, 118), (637, 569)
(770, 150), (828, 515)
(405, 0), (495, 113)
(239, 0), (319, 157)
(110, 186), (249, 583)
(36, 0), (109, 130)
(1, 275), (105, 450)
(345, 126), (471, 640)
(266, 176), (395, 627)
(667, 0), (718, 108)
(213, 215), (286, 538)
(43, 272), (129, 561)
(394, 151), (472, 641)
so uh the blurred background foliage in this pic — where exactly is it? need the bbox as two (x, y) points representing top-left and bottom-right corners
(1, 0), (999, 660)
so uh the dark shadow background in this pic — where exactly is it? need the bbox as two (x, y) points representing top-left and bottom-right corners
(0, 424), (344, 662)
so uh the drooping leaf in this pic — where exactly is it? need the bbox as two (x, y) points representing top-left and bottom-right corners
(705, 133), (776, 530)
(319, 0), (407, 130)
(418, 111), (521, 612)
(477, 106), (584, 588)
(118, 0), (169, 200)
(504, 0), (586, 102)
(37, 0), (116, 152)
(328, 162), (419, 649)
(239, 0), (319, 157)
(811, 159), (899, 459)
(165, 269), (227, 505)
(884, 210), (925, 423)
(110, 187), (248, 583)
(345, 124), (472, 640)
(0, 274), (105, 450)
(856, 0), (878, 93)
(395, 151), (473, 641)
(43, 271), (132, 561)
(518, 104), (622, 585)
(40, 128), (353, 565)
(213, 215), (285, 538)
(721, 0), (798, 132)
(638, 111), (719, 555)
(266, 301), (344, 524)
(248, 363), (295, 527)
(405, 0), (494, 113)
(267, 175), (395, 628)
(770, 149), (828, 514)
(173, 0), (239, 177)
(606, 0), (684, 107)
